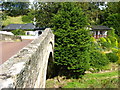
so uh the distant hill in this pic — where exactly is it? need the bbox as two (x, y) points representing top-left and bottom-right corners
(2, 16), (26, 26)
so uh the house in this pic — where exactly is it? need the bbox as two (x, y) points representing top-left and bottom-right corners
(2, 24), (26, 30)
(88, 25), (112, 39)
(2, 23), (44, 36)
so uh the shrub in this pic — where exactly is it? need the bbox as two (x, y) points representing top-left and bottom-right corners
(111, 48), (118, 53)
(98, 28), (118, 49)
(22, 11), (34, 23)
(106, 52), (119, 63)
(100, 37), (107, 42)
(22, 15), (33, 23)
(103, 13), (120, 36)
(2, 13), (7, 20)
(90, 39), (103, 51)
(89, 50), (109, 69)
(105, 37), (111, 44)
(107, 27), (116, 37)
(108, 36), (118, 48)
(107, 28), (118, 47)
(91, 37), (96, 42)
(117, 49), (120, 64)
(12, 29), (25, 35)
(99, 37), (111, 49)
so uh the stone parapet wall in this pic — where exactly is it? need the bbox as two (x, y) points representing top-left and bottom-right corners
(0, 28), (54, 89)
(0, 34), (22, 42)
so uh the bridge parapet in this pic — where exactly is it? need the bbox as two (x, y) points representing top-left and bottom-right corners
(0, 28), (54, 88)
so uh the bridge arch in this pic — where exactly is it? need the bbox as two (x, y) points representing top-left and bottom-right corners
(46, 52), (54, 79)
(0, 28), (54, 88)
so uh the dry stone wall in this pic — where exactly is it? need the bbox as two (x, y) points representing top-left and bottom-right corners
(0, 34), (22, 42)
(0, 28), (54, 89)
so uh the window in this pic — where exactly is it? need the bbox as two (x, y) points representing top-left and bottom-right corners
(100, 31), (102, 35)
(27, 32), (29, 35)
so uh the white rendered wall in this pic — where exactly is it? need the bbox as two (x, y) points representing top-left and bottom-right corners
(20, 36), (38, 40)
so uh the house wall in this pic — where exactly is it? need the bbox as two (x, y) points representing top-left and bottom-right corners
(103, 31), (107, 35)
(92, 30), (108, 39)
(20, 36), (38, 40)
(25, 30), (43, 37)
(25, 31), (36, 36)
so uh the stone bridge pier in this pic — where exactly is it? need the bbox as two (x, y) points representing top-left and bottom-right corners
(0, 28), (54, 88)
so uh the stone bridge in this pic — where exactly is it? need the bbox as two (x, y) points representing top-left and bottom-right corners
(0, 28), (54, 88)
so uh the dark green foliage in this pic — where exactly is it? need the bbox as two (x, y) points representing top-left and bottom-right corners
(22, 12), (34, 23)
(106, 2), (120, 14)
(89, 38), (110, 72)
(101, 42), (111, 49)
(22, 15), (31, 23)
(106, 53), (119, 63)
(77, 2), (102, 25)
(102, 13), (120, 36)
(35, 2), (91, 28)
(12, 29), (25, 35)
(2, 2), (30, 16)
(101, 2), (120, 36)
(54, 29), (91, 78)
(107, 28), (118, 47)
(52, 3), (88, 30)
(108, 36), (118, 48)
(99, 37), (111, 49)
(52, 2), (91, 78)
(2, 13), (7, 20)
(35, 2), (60, 27)
(90, 37), (103, 51)
(89, 50), (109, 69)
(97, 30), (118, 49)
(107, 28), (115, 37)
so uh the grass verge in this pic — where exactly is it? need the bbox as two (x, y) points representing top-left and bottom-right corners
(63, 70), (118, 88)
(46, 70), (118, 88)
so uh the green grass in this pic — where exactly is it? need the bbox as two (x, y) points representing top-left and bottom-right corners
(63, 78), (118, 88)
(2, 16), (26, 26)
(63, 71), (118, 88)
(46, 70), (118, 88)
(84, 70), (117, 78)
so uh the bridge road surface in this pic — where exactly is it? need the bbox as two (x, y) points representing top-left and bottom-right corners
(0, 39), (32, 65)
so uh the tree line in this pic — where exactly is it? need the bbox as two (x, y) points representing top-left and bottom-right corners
(2, 2), (120, 78)
(2, 2), (120, 36)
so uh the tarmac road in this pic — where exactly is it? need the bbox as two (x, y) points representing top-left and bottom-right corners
(0, 39), (32, 65)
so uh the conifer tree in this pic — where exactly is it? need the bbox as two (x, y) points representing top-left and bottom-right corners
(52, 2), (91, 78)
